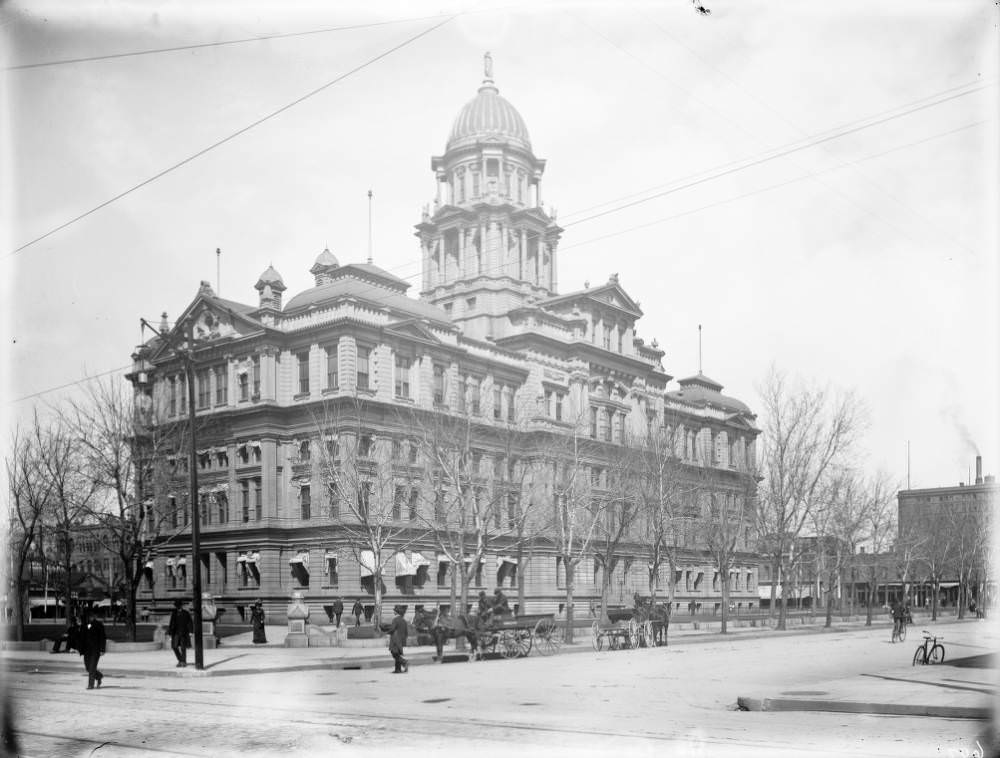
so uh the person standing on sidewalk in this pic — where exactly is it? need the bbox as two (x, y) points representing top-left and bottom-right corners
(332, 597), (344, 628)
(250, 600), (267, 644)
(167, 599), (193, 667)
(388, 605), (409, 674)
(78, 608), (106, 689)
(352, 599), (364, 628)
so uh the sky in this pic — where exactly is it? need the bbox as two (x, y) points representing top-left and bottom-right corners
(2, 0), (997, 490)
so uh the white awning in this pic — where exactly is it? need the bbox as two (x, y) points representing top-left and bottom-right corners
(325, 550), (338, 560)
(247, 552), (260, 564)
(359, 550), (377, 578)
(166, 558), (175, 568)
(462, 556), (487, 564)
(436, 553), (451, 563)
(411, 552), (431, 567)
(176, 557), (187, 567)
(144, 561), (155, 570)
(500, 555), (518, 566)
(289, 552), (310, 568)
(29, 597), (62, 608)
(938, 582), (959, 589)
(758, 586), (776, 600)
(395, 553), (415, 576)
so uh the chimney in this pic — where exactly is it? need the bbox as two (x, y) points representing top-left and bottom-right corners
(975, 455), (983, 485)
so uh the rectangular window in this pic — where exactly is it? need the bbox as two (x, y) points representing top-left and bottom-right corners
(251, 356), (260, 397)
(327, 555), (339, 587)
(168, 378), (177, 416)
(408, 489), (419, 521)
(358, 434), (373, 458)
(603, 324), (612, 350)
(240, 482), (249, 523)
(238, 372), (249, 402)
(507, 392), (515, 422)
(437, 561), (449, 588)
(170, 495), (178, 528)
(297, 352), (310, 395)
(217, 493), (228, 524)
(252, 478), (262, 521)
(214, 365), (227, 405)
(555, 393), (564, 422)
(392, 439), (403, 461)
(298, 440), (311, 462)
(393, 485), (405, 521)
(433, 364), (446, 406)
(356, 346), (370, 390)
(326, 343), (338, 390)
(408, 441), (418, 465)
(394, 354), (411, 398)
(466, 297), (476, 311)
(604, 409), (613, 442)
(197, 368), (211, 409)
(470, 378), (481, 415)
(300, 485), (311, 520)
(327, 481), (340, 518)
(358, 481), (371, 519)
(494, 385), (502, 419)
(179, 378), (187, 414)
(590, 407), (598, 438)
(618, 328), (624, 353)
(434, 490), (445, 522)
(457, 376), (467, 413)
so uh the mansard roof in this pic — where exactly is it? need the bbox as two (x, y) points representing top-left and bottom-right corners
(283, 275), (449, 324)
(667, 372), (753, 415)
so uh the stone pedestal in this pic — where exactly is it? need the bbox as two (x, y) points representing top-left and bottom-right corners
(201, 593), (219, 649)
(285, 591), (310, 648)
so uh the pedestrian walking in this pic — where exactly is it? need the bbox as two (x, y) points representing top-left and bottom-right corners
(352, 599), (364, 628)
(251, 600), (267, 644)
(388, 605), (409, 674)
(167, 599), (193, 667)
(332, 597), (344, 628)
(78, 608), (106, 690)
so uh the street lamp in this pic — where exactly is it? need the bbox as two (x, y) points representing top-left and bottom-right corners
(139, 318), (205, 670)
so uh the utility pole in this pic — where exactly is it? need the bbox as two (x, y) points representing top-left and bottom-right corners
(141, 318), (205, 669)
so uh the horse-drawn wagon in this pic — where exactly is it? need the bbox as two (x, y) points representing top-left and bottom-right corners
(413, 607), (564, 661)
(591, 599), (669, 651)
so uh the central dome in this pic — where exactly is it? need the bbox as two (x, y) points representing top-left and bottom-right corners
(447, 57), (531, 151)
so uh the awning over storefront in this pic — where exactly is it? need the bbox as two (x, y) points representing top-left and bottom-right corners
(359, 550), (377, 578)
(395, 553), (415, 576)
(28, 597), (62, 608)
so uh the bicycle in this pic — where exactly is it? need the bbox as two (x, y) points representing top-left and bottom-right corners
(912, 631), (945, 666)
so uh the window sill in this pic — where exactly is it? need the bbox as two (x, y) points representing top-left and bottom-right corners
(394, 395), (414, 403)
(294, 392), (311, 400)
(322, 387), (340, 396)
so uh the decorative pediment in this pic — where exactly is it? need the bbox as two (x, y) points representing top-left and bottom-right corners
(382, 318), (444, 345)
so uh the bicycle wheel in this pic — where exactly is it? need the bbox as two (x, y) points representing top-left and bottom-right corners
(898, 624), (906, 643)
(929, 644), (945, 664)
(912, 645), (926, 666)
(591, 620), (603, 651)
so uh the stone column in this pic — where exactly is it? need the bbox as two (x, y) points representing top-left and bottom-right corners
(519, 229), (527, 280)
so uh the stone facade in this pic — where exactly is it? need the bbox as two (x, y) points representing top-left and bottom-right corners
(128, 57), (761, 624)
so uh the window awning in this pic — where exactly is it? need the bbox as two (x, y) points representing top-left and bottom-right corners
(289, 552), (310, 568)
(144, 561), (155, 570)
(500, 555), (518, 566)
(359, 550), (377, 578)
(395, 553), (415, 577)
(325, 550), (338, 560)
(938, 582), (959, 589)
(166, 558), (176, 568)
(247, 552), (260, 564)
(411, 552), (431, 567)
(758, 586), (775, 600)
(29, 597), (62, 608)
(176, 557), (187, 567)
(436, 553), (451, 563)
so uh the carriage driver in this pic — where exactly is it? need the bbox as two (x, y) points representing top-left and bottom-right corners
(492, 588), (511, 617)
(477, 591), (492, 619)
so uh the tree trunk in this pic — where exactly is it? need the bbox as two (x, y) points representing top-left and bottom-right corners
(776, 560), (788, 631)
(931, 579), (939, 621)
(564, 560), (576, 645)
(957, 581), (966, 619)
(824, 568), (835, 628)
(769, 556), (780, 620)
(373, 566), (384, 632)
(864, 575), (874, 626)
(599, 559), (612, 623)
(515, 545), (525, 614)
(720, 575), (729, 634)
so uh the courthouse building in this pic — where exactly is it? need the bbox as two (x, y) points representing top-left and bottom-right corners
(129, 58), (761, 622)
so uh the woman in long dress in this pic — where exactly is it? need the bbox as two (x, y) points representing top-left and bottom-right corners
(251, 601), (267, 644)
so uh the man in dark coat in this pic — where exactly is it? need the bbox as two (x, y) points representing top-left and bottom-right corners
(167, 599), (193, 667)
(332, 597), (344, 628)
(388, 605), (408, 673)
(352, 599), (364, 627)
(492, 588), (511, 617)
(78, 608), (106, 690)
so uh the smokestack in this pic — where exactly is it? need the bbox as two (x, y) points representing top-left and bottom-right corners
(975, 455), (983, 485)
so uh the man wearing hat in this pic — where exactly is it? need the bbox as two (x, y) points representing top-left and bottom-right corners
(388, 605), (409, 673)
(167, 599), (193, 667)
(78, 607), (106, 689)
(492, 588), (511, 617)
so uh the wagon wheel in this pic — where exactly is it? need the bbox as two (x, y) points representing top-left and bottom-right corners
(499, 630), (520, 659)
(591, 620), (604, 651)
(642, 620), (654, 648)
(518, 629), (533, 657)
(627, 618), (641, 649)
(534, 618), (564, 656)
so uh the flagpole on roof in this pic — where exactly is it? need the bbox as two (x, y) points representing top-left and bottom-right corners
(367, 189), (374, 264)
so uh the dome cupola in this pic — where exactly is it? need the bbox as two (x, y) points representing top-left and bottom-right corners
(446, 52), (531, 152)
(309, 246), (340, 286)
(254, 264), (286, 310)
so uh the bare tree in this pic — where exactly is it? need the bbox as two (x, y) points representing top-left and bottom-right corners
(892, 516), (927, 611)
(634, 425), (691, 609)
(6, 418), (55, 640)
(810, 471), (869, 627)
(64, 376), (185, 641)
(538, 425), (605, 644)
(856, 472), (898, 626)
(918, 512), (955, 622)
(756, 367), (865, 630)
(592, 437), (641, 621)
(314, 396), (415, 630)
(949, 504), (989, 620)
(700, 477), (755, 633)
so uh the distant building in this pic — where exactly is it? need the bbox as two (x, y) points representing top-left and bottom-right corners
(128, 57), (761, 623)
(897, 455), (996, 609)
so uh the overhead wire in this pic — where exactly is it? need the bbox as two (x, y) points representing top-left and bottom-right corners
(5, 13), (459, 259)
(4, 13), (453, 71)
(14, 118), (986, 406)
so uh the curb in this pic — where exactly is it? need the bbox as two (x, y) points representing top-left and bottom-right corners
(736, 695), (990, 720)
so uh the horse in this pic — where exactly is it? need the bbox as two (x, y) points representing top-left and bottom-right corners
(412, 606), (490, 662)
(633, 594), (671, 647)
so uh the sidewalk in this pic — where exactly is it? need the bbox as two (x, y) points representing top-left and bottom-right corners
(737, 652), (995, 719)
(0, 614), (933, 679)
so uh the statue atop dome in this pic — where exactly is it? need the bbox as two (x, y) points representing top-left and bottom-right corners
(484, 51), (493, 80)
